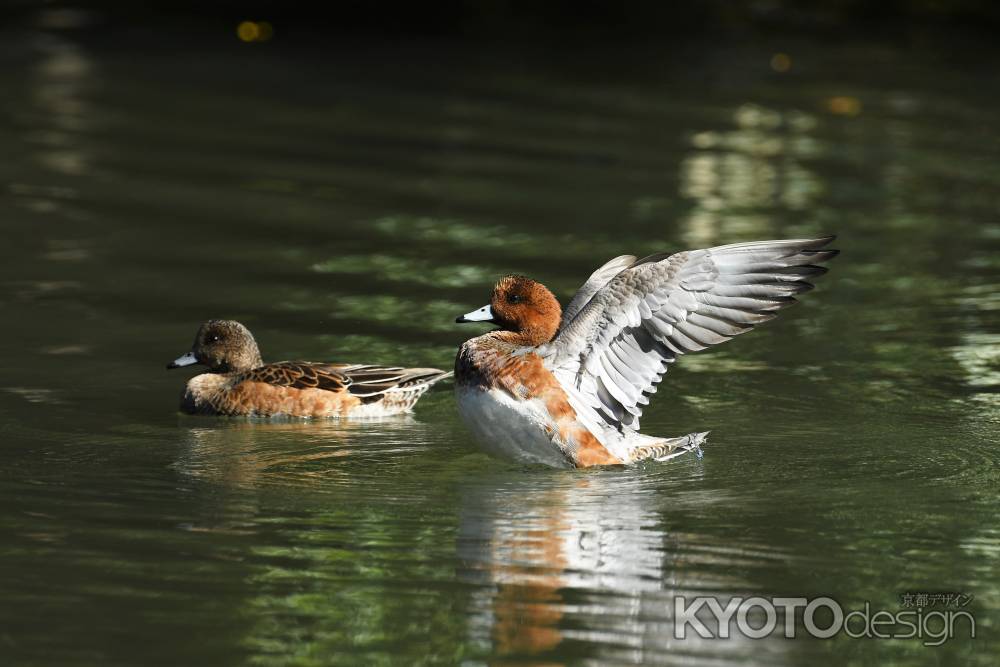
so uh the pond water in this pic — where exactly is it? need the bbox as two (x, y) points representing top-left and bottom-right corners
(1, 14), (998, 666)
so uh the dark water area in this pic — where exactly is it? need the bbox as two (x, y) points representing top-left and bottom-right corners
(0, 8), (998, 666)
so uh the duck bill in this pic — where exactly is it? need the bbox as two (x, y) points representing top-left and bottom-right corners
(167, 351), (199, 370)
(456, 304), (495, 324)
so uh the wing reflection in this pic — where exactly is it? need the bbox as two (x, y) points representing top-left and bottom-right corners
(457, 470), (786, 665)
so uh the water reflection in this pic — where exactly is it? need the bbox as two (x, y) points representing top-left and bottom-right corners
(312, 252), (496, 289)
(1, 386), (65, 405)
(952, 332), (1000, 393)
(29, 32), (96, 177)
(8, 19), (97, 277)
(170, 417), (443, 543)
(457, 470), (780, 664)
(173, 417), (426, 491)
(370, 215), (603, 261)
(679, 103), (823, 247)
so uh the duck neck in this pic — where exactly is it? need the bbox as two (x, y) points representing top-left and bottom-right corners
(495, 326), (556, 347)
(212, 347), (264, 374)
(244, 348), (264, 370)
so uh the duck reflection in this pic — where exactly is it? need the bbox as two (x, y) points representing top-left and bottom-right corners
(173, 416), (423, 489)
(458, 472), (663, 662)
(457, 469), (781, 665)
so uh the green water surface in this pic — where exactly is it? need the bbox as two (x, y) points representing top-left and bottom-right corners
(1, 17), (998, 667)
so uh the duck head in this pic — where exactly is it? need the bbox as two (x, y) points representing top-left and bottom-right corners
(456, 275), (562, 346)
(167, 319), (264, 373)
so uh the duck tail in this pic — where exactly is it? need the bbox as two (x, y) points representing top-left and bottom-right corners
(625, 431), (708, 464)
(398, 368), (453, 389)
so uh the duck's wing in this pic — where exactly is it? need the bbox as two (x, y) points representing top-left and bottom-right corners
(239, 362), (352, 392)
(548, 237), (838, 432)
(239, 363), (451, 400)
(559, 254), (637, 333)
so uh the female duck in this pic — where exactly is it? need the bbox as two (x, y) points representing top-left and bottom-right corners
(454, 236), (838, 468)
(168, 320), (450, 418)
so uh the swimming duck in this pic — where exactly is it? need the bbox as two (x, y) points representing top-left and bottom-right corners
(168, 319), (451, 418)
(454, 236), (838, 467)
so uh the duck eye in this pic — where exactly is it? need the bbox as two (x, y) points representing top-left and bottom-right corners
(208, 334), (222, 343)
(509, 294), (524, 304)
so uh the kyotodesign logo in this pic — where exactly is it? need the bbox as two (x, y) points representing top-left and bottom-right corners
(673, 594), (975, 646)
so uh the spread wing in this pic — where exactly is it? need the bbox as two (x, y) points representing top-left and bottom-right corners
(238, 363), (450, 400)
(549, 237), (838, 432)
(559, 254), (637, 332)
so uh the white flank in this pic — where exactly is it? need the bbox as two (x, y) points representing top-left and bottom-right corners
(455, 385), (573, 468)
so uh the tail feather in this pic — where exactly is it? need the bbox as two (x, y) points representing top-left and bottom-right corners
(624, 431), (708, 464)
(347, 368), (452, 397)
(396, 368), (453, 389)
(352, 368), (452, 412)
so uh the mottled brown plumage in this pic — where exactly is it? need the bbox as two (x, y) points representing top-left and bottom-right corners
(168, 320), (450, 418)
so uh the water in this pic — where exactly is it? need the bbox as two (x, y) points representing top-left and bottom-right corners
(2, 15), (998, 666)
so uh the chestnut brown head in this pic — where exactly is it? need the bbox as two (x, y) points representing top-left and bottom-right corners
(456, 275), (562, 345)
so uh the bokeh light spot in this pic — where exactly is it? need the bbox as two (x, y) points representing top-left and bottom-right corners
(770, 53), (791, 73)
(236, 21), (259, 42)
(237, 21), (272, 43)
(826, 96), (862, 116)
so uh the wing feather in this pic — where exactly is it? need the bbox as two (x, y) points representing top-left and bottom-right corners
(237, 362), (450, 399)
(559, 254), (637, 333)
(239, 362), (351, 392)
(550, 236), (837, 434)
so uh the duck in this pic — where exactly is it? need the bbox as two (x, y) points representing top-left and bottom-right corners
(454, 236), (838, 468)
(167, 319), (451, 418)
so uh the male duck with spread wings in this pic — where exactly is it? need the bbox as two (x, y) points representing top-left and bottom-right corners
(454, 237), (838, 468)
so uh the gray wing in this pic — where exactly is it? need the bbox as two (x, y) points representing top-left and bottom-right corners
(550, 237), (838, 432)
(558, 254), (636, 333)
